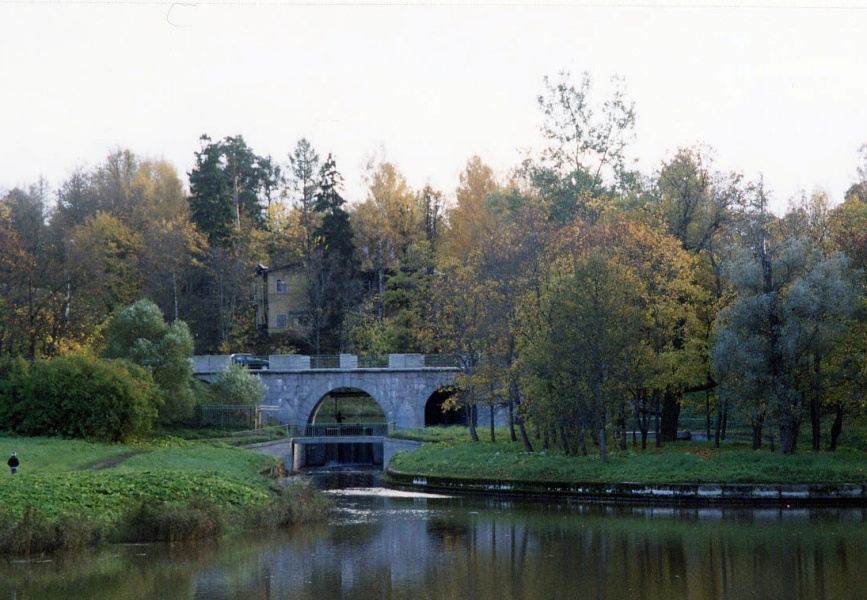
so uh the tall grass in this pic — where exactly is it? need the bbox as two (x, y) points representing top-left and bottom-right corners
(118, 496), (226, 542)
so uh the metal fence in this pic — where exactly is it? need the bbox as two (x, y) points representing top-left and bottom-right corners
(303, 422), (392, 437)
(357, 354), (389, 368)
(308, 355), (338, 369)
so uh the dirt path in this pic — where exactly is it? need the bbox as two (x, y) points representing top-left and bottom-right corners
(87, 451), (143, 470)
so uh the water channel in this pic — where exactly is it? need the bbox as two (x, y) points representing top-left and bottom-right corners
(2, 471), (866, 600)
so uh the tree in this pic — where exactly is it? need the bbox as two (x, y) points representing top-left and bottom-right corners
(188, 135), (279, 245)
(418, 184), (445, 249)
(101, 299), (197, 422)
(354, 159), (422, 322)
(604, 218), (705, 447)
(0, 184), (69, 357)
(440, 190), (549, 451)
(712, 194), (860, 453)
(523, 71), (637, 223)
(305, 154), (359, 353)
(521, 239), (646, 462)
(209, 363), (264, 406)
(652, 145), (742, 253)
(285, 138), (321, 262)
(445, 156), (499, 258)
(69, 212), (143, 323)
(781, 253), (859, 451)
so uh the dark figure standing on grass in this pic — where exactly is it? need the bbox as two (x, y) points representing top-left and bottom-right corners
(8, 452), (19, 475)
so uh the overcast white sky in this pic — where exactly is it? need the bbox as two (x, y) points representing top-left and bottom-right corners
(2, 1), (866, 214)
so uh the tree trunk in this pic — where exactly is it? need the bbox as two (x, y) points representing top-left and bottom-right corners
(705, 386), (712, 441)
(659, 390), (681, 442)
(508, 401), (518, 442)
(468, 404), (479, 442)
(751, 414), (763, 450)
(489, 404), (495, 443)
(560, 426), (572, 456)
(828, 405), (843, 451)
(518, 420), (534, 453)
(618, 399), (627, 451)
(597, 421), (607, 464)
(777, 394), (798, 454)
(714, 405), (722, 448)
(778, 417), (797, 454)
(810, 374), (822, 452)
(514, 392), (534, 452)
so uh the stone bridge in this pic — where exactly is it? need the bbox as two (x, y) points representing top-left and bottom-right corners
(193, 353), (461, 432)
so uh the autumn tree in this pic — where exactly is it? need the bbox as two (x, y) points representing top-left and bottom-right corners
(436, 182), (549, 447)
(445, 156), (499, 258)
(353, 159), (423, 323)
(522, 71), (637, 224)
(602, 218), (705, 447)
(0, 183), (70, 357)
(521, 234), (647, 462)
(418, 184), (445, 249)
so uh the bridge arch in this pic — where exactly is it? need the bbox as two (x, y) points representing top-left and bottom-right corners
(296, 376), (390, 428)
(424, 387), (464, 426)
(306, 387), (386, 424)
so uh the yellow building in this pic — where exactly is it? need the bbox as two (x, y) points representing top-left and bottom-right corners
(254, 264), (310, 335)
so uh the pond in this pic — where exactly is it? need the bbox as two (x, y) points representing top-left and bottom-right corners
(1, 471), (865, 599)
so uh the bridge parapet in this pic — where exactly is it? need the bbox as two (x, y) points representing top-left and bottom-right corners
(192, 353), (461, 374)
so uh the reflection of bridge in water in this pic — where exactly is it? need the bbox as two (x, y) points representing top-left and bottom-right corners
(193, 354), (463, 472)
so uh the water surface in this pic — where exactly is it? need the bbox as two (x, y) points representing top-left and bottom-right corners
(1, 471), (864, 599)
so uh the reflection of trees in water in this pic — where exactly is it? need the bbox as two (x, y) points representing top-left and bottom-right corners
(3, 503), (865, 599)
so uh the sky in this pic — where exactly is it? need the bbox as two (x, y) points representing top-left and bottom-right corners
(2, 1), (867, 215)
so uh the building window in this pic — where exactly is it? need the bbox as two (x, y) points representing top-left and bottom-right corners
(275, 279), (288, 293)
(275, 314), (289, 329)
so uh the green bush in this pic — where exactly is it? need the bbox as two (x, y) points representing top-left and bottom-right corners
(0, 354), (159, 442)
(208, 363), (264, 406)
(101, 299), (197, 423)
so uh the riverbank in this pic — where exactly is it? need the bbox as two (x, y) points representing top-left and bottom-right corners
(385, 431), (867, 506)
(0, 436), (330, 555)
(386, 468), (866, 505)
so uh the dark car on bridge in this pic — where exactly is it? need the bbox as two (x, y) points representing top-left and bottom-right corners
(230, 353), (270, 370)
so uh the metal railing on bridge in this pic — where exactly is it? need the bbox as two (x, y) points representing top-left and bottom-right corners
(299, 422), (393, 437)
(307, 354), (462, 369)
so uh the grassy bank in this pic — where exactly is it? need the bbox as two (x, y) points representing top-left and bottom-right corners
(388, 427), (867, 485)
(0, 435), (330, 555)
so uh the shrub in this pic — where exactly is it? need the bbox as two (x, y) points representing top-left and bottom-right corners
(0, 354), (159, 442)
(209, 363), (264, 406)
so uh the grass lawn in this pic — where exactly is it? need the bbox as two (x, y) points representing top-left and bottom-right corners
(0, 435), (280, 520)
(389, 427), (867, 485)
(0, 434), (329, 554)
